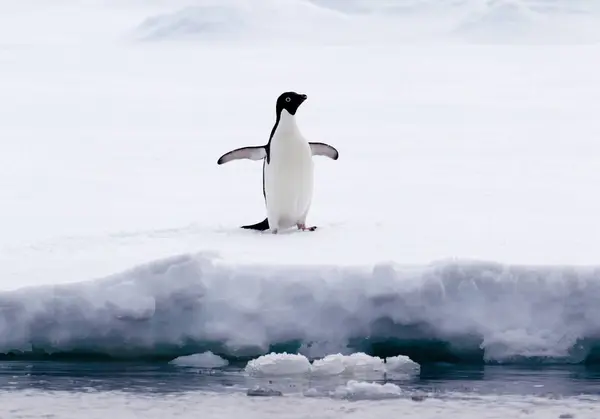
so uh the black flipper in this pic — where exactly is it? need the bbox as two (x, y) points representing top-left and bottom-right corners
(309, 142), (339, 160)
(241, 218), (270, 231)
(217, 146), (267, 165)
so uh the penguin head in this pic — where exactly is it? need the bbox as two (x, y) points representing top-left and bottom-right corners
(276, 91), (307, 116)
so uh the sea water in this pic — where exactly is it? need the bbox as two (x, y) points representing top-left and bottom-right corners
(1, 359), (599, 418)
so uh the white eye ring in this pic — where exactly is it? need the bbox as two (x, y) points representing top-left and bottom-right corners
(285, 97), (291, 102)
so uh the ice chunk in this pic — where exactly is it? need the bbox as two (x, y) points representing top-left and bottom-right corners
(245, 353), (311, 377)
(311, 352), (386, 377)
(245, 352), (419, 379)
(385, 354), (421, 376)
(169, 352), (229, 368)
(332, 380), (402, 400)
(246, 387), (283, 397)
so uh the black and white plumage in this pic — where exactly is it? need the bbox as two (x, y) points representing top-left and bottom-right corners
(217, 92), (339, 233)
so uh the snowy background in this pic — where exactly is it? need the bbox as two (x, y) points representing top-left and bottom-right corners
(1, 0), (599, 363)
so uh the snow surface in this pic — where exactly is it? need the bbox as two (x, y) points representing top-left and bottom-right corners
(244, 352), (419, 378)
(1, 390), (599, 419)
(1, 0), (600, 363)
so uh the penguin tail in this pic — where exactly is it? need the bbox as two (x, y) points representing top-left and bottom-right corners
(241, 218), (270, 231)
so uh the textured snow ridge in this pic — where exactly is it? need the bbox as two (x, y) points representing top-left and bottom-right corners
(244, 352), (420, 378)
(134, 0), (357, 43)
(1, 252), (600, 363)
(134, 0), (600, 44)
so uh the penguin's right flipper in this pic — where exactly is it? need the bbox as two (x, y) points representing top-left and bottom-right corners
(241, 218), (270, 231)
(309, 142), (339, 160)
(217, 146), (266, 165)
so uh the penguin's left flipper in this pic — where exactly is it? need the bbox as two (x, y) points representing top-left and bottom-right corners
(309, 142), (339, 160)
(217, 146), (267, 165)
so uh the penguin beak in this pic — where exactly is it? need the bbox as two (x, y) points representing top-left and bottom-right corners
(300, 94), (307, 102)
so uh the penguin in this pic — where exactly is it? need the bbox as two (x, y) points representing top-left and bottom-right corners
(217, 91), (339, 234)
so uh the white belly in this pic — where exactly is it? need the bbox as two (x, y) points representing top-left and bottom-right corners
(264, 136), (314, 230)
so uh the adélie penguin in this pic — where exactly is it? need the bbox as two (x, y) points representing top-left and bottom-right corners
(217, 92), (339, 234)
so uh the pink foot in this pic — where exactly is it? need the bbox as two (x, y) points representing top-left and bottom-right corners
(297, 224), (317, 231)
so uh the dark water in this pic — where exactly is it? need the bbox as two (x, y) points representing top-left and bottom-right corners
(1, 361), (599, 397)
(1, 361), (599, 419)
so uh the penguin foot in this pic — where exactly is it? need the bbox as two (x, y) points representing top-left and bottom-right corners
(297, 224), (317, 232)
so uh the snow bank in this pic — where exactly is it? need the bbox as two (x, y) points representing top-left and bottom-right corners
(133, 0), (600, 44)
(1, 252), (600, 364)
(244, 352), (419, 378)
(170, 351), (229, 368)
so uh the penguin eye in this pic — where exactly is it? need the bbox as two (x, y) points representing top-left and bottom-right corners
(285, 97), (291, 103)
